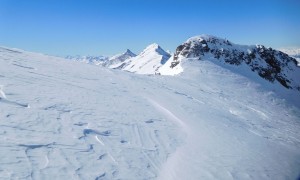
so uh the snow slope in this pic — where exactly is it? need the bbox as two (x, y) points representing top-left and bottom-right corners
(1, 46), (300, 179)
(114, 43), (171, 74)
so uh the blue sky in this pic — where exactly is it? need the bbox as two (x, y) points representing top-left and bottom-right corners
(0, 0), (299, 56)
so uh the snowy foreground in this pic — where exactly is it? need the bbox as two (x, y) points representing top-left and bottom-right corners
(0, 47), (300, 179)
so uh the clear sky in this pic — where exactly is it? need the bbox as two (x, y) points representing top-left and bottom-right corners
(0, 0), (299, 56)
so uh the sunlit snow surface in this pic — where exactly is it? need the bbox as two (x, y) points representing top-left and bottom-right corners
(0, 47), (300, 179)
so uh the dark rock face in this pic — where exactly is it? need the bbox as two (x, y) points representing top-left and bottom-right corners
(171, 35), (300, 90)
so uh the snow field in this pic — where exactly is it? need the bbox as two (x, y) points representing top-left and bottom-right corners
(0, 47), (300, 179)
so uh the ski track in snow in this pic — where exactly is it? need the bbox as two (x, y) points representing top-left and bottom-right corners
(0, 47), (300, 179)
(147, 98), (187, 129)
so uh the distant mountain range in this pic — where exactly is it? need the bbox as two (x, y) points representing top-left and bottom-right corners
(66, 44), (171, 74)
(65, 55), (108, 65)
(65, 35), (300, 92)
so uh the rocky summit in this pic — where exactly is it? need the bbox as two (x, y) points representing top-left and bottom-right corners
(167, 35), (300, 91)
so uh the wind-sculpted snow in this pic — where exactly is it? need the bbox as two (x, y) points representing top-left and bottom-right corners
(0, 47), (181, 179)
(0, 46), (300, 179)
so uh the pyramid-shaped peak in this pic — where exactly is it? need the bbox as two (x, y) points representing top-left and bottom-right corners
(109, 49), (136, 61)
(141, 43), (170, 56)
(144, 43), (161, 51)
(124, 49), (136, 56)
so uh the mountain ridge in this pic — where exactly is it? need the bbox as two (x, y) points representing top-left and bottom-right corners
(4, 35), (300, 92)
(160, 35), (300, 92)
(104, 49), (136, 68)
(65, 55), (108, 65)
(115, 43), (171, 74)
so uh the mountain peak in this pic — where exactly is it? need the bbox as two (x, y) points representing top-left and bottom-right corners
(187, 34), (221, 41)
(109, 49), (136, 61)
(124, 49), (136, 56)
(116, 43), (171, 74)
(186, 34), (233, 46)
(143, 43), (161, 52)
(141, 43), (170, 58)
(162, 35), (300, 91)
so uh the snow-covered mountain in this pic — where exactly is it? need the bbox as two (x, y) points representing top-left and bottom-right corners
(160, 35), (300, 92)
(65, 44), (170, 75)
(114, 43), (171, 74)
(104, 49), (136, 68)
(65, 55), (108, 65)
(1, 45), (300, 179)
